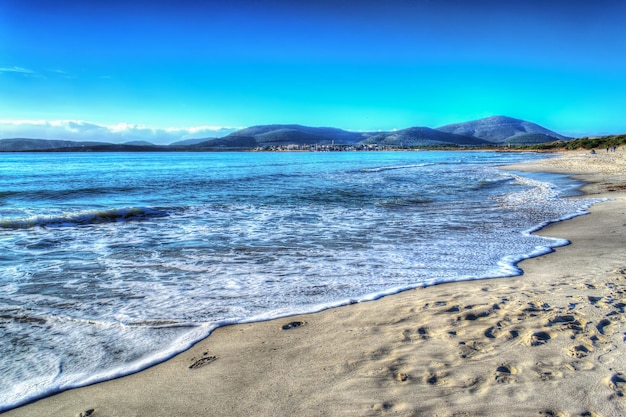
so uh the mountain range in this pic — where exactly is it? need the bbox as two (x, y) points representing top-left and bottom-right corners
(0, 116), (570, 151)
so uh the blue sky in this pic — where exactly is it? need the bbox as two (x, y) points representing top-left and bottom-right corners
(1, 0), (625, 144)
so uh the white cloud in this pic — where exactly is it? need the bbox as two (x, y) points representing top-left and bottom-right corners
(45, 68), (76, 79)
(0, 66), (35, 74)
(0, 120), (242, 145)
(0, 66), (47, 79)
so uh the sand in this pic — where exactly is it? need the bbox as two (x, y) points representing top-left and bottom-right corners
(5, 150), (626, 417)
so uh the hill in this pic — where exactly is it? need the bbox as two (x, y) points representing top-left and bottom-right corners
(186, 136), (258, 150)
(0, 116), (574, 151)
(181, 125), (372, 149)
(359, 127), (488, 147)
(0, 138), (110, 151)
(169, 138), (217, 147)
(199, 118), (567, 148)
(124, 140), (157, 147)
(436, 116), (569, 144)
(226, 124), (369, 146)
(528, 134), (626, 151)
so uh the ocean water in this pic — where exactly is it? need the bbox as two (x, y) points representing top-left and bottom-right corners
(0, 151), (599, 410)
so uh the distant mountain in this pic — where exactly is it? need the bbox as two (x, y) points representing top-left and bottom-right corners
(169, 138), (217, 147)
(0, 116), (572, 151)
(502, 133), (565, 145)
(187, 136), (258, 150)
(182, 124), (372, 149)
(202, 118), (567, 148)
(227, 124), (369, 146)
(436, 116), (569, 144)
(0, 138), (110, 151)
(124, 140), (156, 147)
(359, 127), (489, 147)
(0, 138), (166, 152)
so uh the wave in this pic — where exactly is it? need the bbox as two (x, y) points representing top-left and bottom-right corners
(0, 207), (170, 230)
(361, 163), (432, 173)
(0, 186), (140, 202)
(0, 191), (20, 198)
(469, 177), (513, 191)
(376, 197), (435, 208)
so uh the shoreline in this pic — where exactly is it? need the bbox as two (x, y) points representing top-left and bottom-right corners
(5, 150), (626, 417)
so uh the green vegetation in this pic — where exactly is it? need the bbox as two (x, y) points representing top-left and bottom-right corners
(523, 134), (626, 151)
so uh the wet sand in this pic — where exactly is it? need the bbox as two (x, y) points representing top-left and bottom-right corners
(5, 150), (626, 417)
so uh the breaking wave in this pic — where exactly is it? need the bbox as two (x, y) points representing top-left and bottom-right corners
(0, 206), (170, 229)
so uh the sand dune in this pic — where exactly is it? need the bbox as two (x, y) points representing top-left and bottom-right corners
(5, 150), (626, 417)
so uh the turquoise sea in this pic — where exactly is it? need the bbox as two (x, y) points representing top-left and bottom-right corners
(0, 151), (599, 410)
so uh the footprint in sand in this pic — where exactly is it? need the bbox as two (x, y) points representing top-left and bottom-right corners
(532, 362), (562, 381)
(370, 347), (390, 361)
(596, 318), (613, 335)
(548, 314), (585, 333)
(484, 320), (520, 341)
(189, 351), (218, 369)
(522, 301), (552, 317)
(484, 326), (497, 339)
(463, 376), (485, 394)
(444, 305), (461, 313)
(417, 326), (430, 339)
(424, 370), (446, 386)
(537, 369), (559, 381)
(607, 372), (626, 397)
(494, 364), (517, 384)
(402, 329), (413, 342)
(565, 360), (595, 372)
(566, 344), (593, 359)
(395, 372), (411, 382)
(463, 309), (491, 321)
(372, 401), (395, 412)
(588, 296), (603, 306)
(483, 324), (507, 339)
(507, 329), (520, 340)
(527, 331), (553, 347)
(402, 325), (439, 342)
(281, 320), (305, 330)
(538, 409), (567, 417)
(457, 341), (487, 359)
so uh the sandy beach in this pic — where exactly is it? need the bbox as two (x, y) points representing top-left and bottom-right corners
(5, 150), (626, 417)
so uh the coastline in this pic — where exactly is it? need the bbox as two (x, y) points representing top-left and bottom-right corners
(5, 150), (626, 417)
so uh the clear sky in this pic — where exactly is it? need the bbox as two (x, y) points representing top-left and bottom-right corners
(1, 0), (625, 143)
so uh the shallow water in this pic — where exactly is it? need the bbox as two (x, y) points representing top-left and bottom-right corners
(0, 151), (599, 410)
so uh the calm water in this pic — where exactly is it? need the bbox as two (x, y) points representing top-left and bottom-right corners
(0, 151), (598, 410)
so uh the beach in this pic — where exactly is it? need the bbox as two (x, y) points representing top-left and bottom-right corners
(5, 150), (626, 417)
